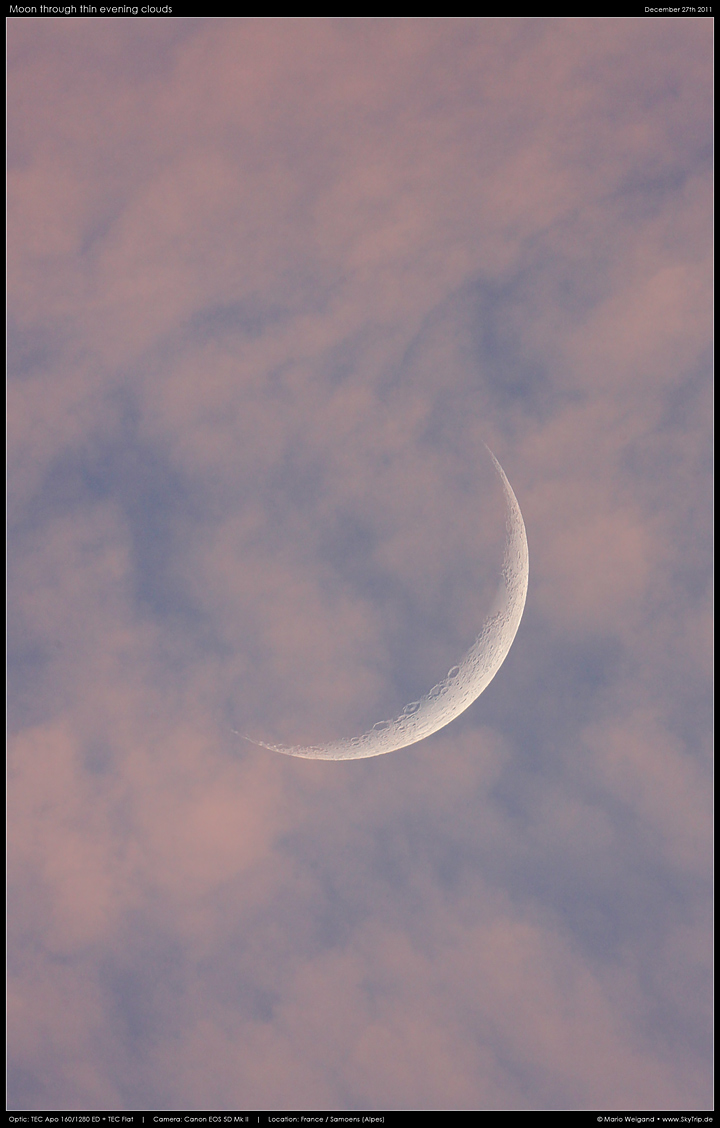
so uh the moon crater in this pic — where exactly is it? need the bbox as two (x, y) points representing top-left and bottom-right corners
(246, 446), (528, 760)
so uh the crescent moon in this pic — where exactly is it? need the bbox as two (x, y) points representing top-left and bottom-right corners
(245, 446), (528, 760)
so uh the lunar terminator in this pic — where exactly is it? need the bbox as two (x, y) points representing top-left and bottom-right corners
(246, 446), (528, 760)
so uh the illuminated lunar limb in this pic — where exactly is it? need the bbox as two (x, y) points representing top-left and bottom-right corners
(245, 446), (528, 760)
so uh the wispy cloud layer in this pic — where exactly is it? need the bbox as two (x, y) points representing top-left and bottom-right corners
(8, 16), (711, 1111)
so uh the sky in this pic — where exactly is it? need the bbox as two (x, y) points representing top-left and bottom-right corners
(7, 16), (712, 1113)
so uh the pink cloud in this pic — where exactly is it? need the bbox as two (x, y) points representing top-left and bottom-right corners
(8, 16), (711, 1112)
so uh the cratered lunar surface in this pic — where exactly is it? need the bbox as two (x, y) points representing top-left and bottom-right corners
(246, 447), (528, 760)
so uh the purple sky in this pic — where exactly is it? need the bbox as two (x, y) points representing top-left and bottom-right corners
(7, 17), (712, 1112)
